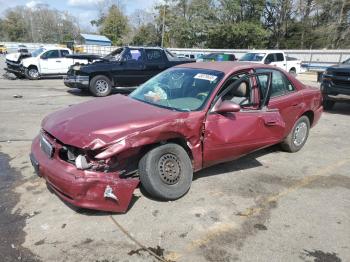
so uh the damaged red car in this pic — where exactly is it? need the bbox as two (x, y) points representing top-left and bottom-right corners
(30, 62), (323, 212)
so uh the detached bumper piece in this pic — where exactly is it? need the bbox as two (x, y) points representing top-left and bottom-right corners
(64, 75), (89, 89)
(30, 134), (139, 213)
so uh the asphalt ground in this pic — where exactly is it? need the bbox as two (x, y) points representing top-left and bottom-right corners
(0, 56), (349, 262)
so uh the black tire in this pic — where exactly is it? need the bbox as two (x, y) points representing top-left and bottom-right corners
(89, 75), (112, 97)
(323, 98), (335, 111)
(24, 66), (40, 80)
(289, 68), (297, 76)
(281, 116), (310, 153)
(139, 143), (193, 200)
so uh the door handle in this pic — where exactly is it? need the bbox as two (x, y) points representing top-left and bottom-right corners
(292, 103), (300, 107)
(56, 61), (61, 63)
(265, 120), (277, 126)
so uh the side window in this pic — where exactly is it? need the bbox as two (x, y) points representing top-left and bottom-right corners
(270, 70), (295, 97)
(256, 69), (295, 99)
(124, 49), (142, 61)
(265, 54), (275, 64)
(61, 50), (69, 57)
(42, 50), (60, 59)
(145, 49), (163, 62)
(276, 53), (284, 62)
(219, 73), (253, 107)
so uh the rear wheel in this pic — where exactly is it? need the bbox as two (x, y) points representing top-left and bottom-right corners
(89, 75), (112, 97)
(139, 143), (193, 200)
(281, 116), (310, 153)
(289, 68), (297, 76)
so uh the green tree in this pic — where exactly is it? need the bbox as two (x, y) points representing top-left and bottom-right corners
(132, 23), (161, 46)
(100, 4), (129, 45)
(207, 21), (268, 48)
(3, 8), (29, 41)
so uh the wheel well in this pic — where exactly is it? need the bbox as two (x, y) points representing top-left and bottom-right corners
(27, 65), (38, 70)
(139, 137), (193, 161)
(302, 110), (314, 126)
(289, 67), (296, 72)
(90, 73), (114, 86)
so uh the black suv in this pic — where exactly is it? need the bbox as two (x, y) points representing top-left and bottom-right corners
(64, 46), (195, 96)
(321, 58), (350, 110)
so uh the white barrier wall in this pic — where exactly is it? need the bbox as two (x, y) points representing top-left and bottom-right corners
(2, 42), (350, 63)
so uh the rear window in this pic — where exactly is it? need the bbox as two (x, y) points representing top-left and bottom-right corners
(276, 53), (284, 61)
(61, 50), (69, 57)
(240, 53), (266, 62)
(145, 49), (163, 62)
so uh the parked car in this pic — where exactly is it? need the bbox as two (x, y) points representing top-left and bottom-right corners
(5, 47), (88, 79)
(199, 53), (236, 62)
(30, 61), (322, 213)
(240, 51), (302, 75)
(18, 44), (29, 54)
(63, 46), (195, 97)
(0, 44), (7, 54)
(321, 58), (350, 110)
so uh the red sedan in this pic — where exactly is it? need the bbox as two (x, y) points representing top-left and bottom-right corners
(30, 62), (323, 212)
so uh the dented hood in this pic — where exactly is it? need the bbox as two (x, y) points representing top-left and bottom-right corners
(42, 94), (180, 150)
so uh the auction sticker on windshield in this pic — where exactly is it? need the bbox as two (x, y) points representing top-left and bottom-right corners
(194, 73), (218, 82)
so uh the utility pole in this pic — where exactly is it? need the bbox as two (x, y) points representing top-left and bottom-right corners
(161, 4), (166, 47)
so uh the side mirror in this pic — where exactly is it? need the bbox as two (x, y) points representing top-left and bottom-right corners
(214, 100), (241, 114)
(264, 59), (271, 64)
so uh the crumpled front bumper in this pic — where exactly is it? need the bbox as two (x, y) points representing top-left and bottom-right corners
(30, 134), (139, 213)
(5, 61), (25, 75)
(63, 75), (90, 89)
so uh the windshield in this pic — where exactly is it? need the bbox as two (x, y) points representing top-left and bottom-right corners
(129, 68), (224, 112)
(240, 53), (266, 61)
(103, 48), (123, 61)
(203, 53), (219, 59)
(31, 48), (45, 57)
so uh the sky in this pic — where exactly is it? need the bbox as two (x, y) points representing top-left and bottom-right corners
(0, 0), (160, 30)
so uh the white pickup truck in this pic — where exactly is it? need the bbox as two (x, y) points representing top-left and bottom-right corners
(239, 51), (302, 75)
(5, 47), (87, 80)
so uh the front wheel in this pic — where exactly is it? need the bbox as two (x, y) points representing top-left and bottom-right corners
(89, 75), (112, 97)
(323, 98), (335, 111)
(281, 116), (310, 153)
(25, 67), (40, 80)
(139, 143), (193, 200)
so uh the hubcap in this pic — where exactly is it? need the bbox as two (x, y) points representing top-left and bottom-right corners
(158, 154), (181, 185)
(29, 69), (39, 78)
(95, 80), (109, 94)
(293, 122), (307, 146)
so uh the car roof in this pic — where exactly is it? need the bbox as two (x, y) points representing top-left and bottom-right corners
(175, 61), (274, 75)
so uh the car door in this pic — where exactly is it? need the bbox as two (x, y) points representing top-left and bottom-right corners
(115, 48), (146, 87)
(144, 49), (167, 79)
(59, 49), (73, 74)
(256, 68), (304, 137)
(273, 53), (287, 70)
(203, 72), (286, 167)
(40, 50), (62, 74)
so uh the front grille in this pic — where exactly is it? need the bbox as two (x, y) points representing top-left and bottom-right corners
(332, 79), (350, 87)
(334, 72), (350, 77)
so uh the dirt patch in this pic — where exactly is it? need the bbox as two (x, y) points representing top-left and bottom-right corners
(0, 151), (40, 261)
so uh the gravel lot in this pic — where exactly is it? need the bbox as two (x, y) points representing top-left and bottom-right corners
(0, 56), (349, 262)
